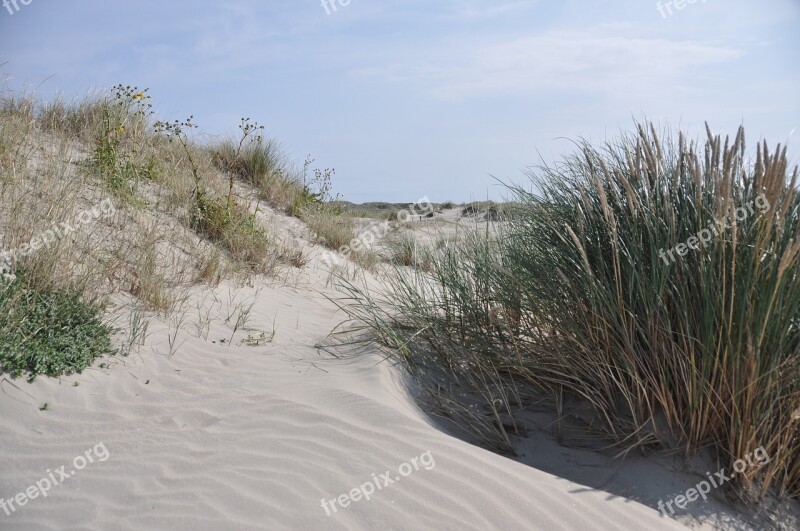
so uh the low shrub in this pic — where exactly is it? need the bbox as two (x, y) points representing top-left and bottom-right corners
(0, 270), (115, 379)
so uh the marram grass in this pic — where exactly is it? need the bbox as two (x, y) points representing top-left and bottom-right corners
(335, 122), (800, 503)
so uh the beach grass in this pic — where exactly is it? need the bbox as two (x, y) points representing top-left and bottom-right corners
(334, 121), (800, 502)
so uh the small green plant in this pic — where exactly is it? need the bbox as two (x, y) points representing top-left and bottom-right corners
(155, 116), (277, 273)
(0, 271), (115, 377)
(191, 191), (239, 240)
(39, 402), (48, 411)
(90, 85), (155, 197)
(226, 118), (265, 202)
(89, 87), (154, 195)
(290, 156), (354, 251)
(92, 113), (130, 194)
(154, 115), (200, 195)
(241, 331), (275, 346)
(191, 192), (273, 271)
(292, 156), (341, 216)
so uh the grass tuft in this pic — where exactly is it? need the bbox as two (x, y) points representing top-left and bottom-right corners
(334, 121), (800, 502)
(191, 190), (274, 273)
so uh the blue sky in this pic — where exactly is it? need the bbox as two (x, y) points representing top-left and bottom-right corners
(1, 0), (798, 202)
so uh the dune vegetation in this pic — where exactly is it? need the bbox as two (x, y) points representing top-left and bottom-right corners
(335, 122), (800, 505)
(0, 83), (354, 377)
(3, 80), (798, 513)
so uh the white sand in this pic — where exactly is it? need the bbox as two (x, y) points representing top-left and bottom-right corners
(0, 207), (692, 530)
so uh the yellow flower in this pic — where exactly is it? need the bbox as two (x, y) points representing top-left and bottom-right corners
(118, 126), (125, 134)
(133, 92), (145, 100)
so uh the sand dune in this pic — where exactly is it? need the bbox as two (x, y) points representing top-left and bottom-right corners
(0, 261), (688, 530)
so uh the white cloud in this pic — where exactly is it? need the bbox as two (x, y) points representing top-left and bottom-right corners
(354, 30), (741, 100)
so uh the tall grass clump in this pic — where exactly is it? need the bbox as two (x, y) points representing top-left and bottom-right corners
(507, 123), (799, 501)
(335, 122), (800, 503)
(384, 231), (419, 266)
(334, 225), (524, 452)
(210, 126), (306, 215)
(38, 94), (112, 140)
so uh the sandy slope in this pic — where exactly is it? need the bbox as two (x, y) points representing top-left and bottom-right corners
(0, 250), (688, 531)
